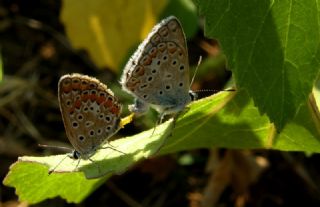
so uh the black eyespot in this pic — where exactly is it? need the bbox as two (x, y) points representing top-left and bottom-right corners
(73, 79), (79, 84)
(165, 85), (171, 90)
(89, 83), (96, 88)
(179, 82), (183, 87)
(89, 130), (95, 136)
(179, 65), (185, 70)
(78, 135), (85, 141)
(157, 60), (161, 65)
(66, 100), (71, 106)
(166, 74), (172, 78)
(99, 114), (104, 119)
(106, 126), (111, 131)
(105, 116), (111, 122)
(97, 129), (102, 134)
(72, 122), (78, 128)
(86, 121), (91, 126)
(152, 69), (157, 73)
(77, 114), (83, 120)
(82, 81), (87, 85)
(163, 56), (167, 60)
(140, 84), (148, 89)
(159, 91), (163, 95)
(108, 96), (113, 101)
(147, 76), (153, 82)
(143, 94), (148, 99)
(90, 106), (94, 111)
(91, 90), (96, 95)
(83, 91), (89, 95)
(84, 107), (88, 112)
(172, 60), (177, 65)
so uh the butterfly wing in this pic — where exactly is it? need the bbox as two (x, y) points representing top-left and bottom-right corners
(121, 16), (191, 114)
(58, 74), (122, 158)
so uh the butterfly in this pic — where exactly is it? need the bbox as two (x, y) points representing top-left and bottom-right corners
(51, 73), (124, 173)
(120, 16), (196, 123)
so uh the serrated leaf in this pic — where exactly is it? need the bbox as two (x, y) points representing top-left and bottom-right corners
(198, 0), (320, 130)
(4, 90), (320, 203)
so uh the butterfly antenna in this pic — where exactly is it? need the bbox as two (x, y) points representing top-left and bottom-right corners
(38, 144), (73, 152)
(189, 56), (202, 90)
(194, 88), (236, 93)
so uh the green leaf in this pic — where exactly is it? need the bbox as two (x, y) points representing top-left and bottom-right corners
(4, 90), (320, 203)
(197, 0), (320, 130)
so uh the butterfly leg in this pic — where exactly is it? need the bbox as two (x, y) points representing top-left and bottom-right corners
(100, 143), (126, 155)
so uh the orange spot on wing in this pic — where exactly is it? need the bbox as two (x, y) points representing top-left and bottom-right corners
(74, 100), (82, 109)
(96, 96), (106, 104)
(110, 105), (120, 115)
(81, 94), (89, 102)
(72, 82), (81, 90)
(62, 85), (72, 93)
(89, 94), (97, 102)
(104, 99), (113, 108)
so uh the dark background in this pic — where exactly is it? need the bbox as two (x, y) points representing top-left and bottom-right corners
(1, 1), (320, 206)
